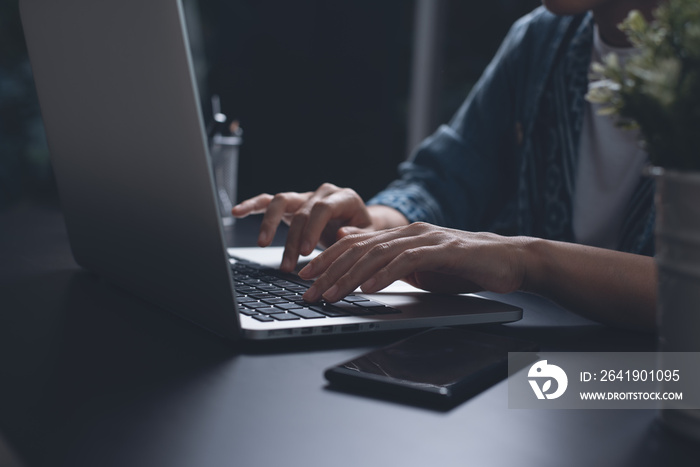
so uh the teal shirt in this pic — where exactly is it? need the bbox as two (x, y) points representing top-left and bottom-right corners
(369, 7), (655, 256)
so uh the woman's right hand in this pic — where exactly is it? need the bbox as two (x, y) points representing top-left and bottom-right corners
(231, 183), (377, 272)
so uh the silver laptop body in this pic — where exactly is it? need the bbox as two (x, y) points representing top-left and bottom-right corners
(20, 0), (522, 340)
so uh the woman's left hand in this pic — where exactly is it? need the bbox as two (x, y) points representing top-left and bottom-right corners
(299, 222), (528, 303)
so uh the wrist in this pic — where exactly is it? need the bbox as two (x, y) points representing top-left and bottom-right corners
(367, 205), (409, 231)
(516, 236), (548, 295)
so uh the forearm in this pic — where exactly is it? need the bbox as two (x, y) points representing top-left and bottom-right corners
(519, 237), (657, 332)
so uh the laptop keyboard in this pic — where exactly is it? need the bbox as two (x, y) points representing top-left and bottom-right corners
(230, 257), (400, 323)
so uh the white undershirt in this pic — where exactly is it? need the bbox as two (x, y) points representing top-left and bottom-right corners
(572, 25), (648, 250)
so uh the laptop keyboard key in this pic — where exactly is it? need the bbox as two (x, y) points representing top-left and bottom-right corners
(249, 292), (274, 300)
(275, 302), (304, 310)
(258, 307), (286, 315)
(310, 305), (350, 317)
(352, 300), (386, 308)
(239, 307), (259, 316)
(333, 302), (376, 316)
(261, 297), (288, 305)
(270, 312), (301, 321)
(289, 308), (326, 319)
(342, 294), (367, 302)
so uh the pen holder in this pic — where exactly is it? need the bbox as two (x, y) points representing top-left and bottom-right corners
(210, 131), (242, 226)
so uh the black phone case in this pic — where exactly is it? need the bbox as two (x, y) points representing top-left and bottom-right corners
(324, 327), (538, 409)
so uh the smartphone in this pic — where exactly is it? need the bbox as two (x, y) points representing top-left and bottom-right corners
(324, 327), (538, 408)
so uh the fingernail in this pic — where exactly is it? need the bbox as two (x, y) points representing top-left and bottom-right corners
(362, 278), (376, 292)
(301, 242), (311, 255)
(258, 231), (269, 245)
(323, 285), (339, 302)
(298, 263), (314, 278)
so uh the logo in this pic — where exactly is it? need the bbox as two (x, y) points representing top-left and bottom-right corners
(528, 360), (568, 400)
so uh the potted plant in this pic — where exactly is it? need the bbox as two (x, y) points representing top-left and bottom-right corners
(586, 0), (700, 439)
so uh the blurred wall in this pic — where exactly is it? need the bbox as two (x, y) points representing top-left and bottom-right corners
(0, 0), (539, 209)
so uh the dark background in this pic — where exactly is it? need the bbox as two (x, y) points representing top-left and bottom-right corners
(0, 0), (539, 209)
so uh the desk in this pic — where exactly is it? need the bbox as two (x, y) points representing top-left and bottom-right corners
(1, 204), (698, 467)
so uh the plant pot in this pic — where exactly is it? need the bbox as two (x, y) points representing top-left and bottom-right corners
(653, 167), (700, 440)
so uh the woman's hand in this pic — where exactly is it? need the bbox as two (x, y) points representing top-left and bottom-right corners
(232, 183), (408, 272)
(298, 221), (657, 332)
(299, 222), (528, 303)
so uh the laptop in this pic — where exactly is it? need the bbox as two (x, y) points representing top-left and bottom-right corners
(20, 0), (522, 340)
